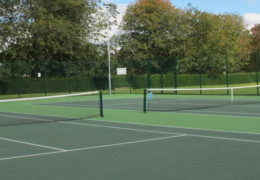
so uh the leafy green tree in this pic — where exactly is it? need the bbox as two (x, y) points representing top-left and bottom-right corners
(116, 1), (251, 77)
(116, 0), (178, 75)
(250, 24), (260, 71)
(251, 24), (260, 51)
(0, 0), (117, 78)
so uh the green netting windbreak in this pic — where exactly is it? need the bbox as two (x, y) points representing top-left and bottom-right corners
(0, 59), (46, 98)
(112, 72), (147, 94)
(146, 57), (176, 90)
(250, 51), (260, 95)
(112, 75), (132, 94)
(143, 51), (260, 96)
(111, 56), (149, 94)
(226, 52), (260, 96)
(0, 59), (110, 99)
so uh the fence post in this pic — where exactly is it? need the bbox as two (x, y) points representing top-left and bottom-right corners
(198, 57), (202, 94)
(147, 58), (151, 89)
(44, 61), (47, 96)
(17, 59), (21, 98)
(173, 57), (177, 94)
(225, 53), (229, 95)
(256, 52), (259, 95)
(160, 70), (163, 94)
(68, 62), (71, 94)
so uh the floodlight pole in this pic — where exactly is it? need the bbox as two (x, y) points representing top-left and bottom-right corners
(104, 3), (112, 95)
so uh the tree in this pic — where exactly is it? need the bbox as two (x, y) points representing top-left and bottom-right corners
(251, 24), (260, 51)
(116, 0), (178, 75)
(0, 0), (117, 77)
(250, 24), (260, 71)
(116, 1), (251, 76)
(185, 10), (251, 75)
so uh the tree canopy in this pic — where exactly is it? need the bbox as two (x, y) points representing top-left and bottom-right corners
(0, 0), (117, 77)
(0, 0), (258, 80)
(115, 0), (253, 76)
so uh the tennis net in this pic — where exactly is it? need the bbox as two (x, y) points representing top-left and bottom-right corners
(143, 85), (260, 112)
(0, 91), (103, 126)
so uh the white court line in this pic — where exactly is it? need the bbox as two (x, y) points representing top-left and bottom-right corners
(61, 121), (180, 135)
(1, 116), (260, 161)
(184, 109), (260, 116)
(0, 134), (187, 161)
(3, 102), (260, 121)
(149, 100), (260, 108)
(0, 114), (54, 123)
(60, 121), (260, 143)
(86, 118), (260, 136)
(2, 110), (260, 137)
(1, 114), (180, 136)
(0, 137), (66, 151)
(1, 112), (260, 136)
(2, 129), (260, 162)
(189, 134), (260, 144)
(0, 91), (99, 102)
(102, 106), (260, 118)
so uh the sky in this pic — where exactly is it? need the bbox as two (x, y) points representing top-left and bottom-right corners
(104, 0), (260, 36)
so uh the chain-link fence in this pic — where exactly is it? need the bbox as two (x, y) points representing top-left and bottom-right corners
(112, 52), (260, 95)
(0, 52), (259, 97)
(0, 59), (108, 98)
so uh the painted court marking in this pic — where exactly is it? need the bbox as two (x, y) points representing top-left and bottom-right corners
(61, 121), (181, 136)
(87, 118), (260, 136)
(1, 112), (260, 137)
(100, 104), (260, 117)
(1, 112), (260, 162)
(185, 109), (260, 116)
(0, 134), (187, 161)
(62, 121), (260, 144)
(0, 114), (54, 123)
(0, 137), (66, 151)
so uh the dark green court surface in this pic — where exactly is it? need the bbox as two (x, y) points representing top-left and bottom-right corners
(0, 94), (260, 180)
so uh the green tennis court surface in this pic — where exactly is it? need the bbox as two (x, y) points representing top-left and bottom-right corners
(0, 94), (260, 180)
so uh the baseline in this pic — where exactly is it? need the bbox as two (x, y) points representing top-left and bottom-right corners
(0, 137), (66, 151)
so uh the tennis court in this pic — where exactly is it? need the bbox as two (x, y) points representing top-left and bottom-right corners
(0, 90), (260, 180)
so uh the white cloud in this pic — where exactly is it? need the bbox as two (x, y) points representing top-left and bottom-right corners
(244, 13), (260, 30)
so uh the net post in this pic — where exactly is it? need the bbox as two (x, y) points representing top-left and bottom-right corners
(143, 89), (147, 113)
(99, 91), (104, 117)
